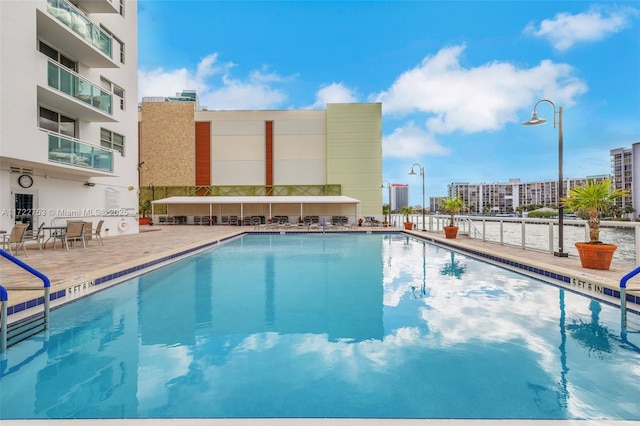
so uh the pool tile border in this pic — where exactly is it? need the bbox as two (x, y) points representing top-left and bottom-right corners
(414, 233), (640, 312)
(6, 234), (240, 318)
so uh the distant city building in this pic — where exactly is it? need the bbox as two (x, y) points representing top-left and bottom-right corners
(446, 176), (610, 215)
(610, 146), (635, 216)
(390, 184), (409, 212)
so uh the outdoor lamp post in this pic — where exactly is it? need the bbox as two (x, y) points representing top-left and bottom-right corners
(522, 99), (568, 257)
(409, 163), (425, 231)
(382, 179), (391, 211)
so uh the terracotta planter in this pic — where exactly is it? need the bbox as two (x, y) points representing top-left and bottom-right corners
(444, 226), (459, 239)
(575, 242), (617, 270)
(139, 217), (152, 225)
(404, 222), (413, 230)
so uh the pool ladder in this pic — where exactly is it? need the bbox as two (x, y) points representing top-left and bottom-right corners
(620, 266), (640, 334)
(0, 249), (51, 354)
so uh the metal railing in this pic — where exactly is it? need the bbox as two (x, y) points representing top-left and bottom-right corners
(391, 213), (640, 266)
(0, 250), (51, 353)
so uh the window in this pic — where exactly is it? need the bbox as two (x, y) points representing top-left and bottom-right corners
(39, 107), (76, 137)
(38, 41), (76, 71)
(100, 77), (125, 111)
(101, 128), (124, 155)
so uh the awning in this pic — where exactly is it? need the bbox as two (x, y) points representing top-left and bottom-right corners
(151, 195), (361, 221)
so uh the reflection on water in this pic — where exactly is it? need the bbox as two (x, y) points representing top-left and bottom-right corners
(1, 234), (640, 420)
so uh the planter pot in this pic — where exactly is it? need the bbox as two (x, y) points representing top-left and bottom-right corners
(404, 222), (413, 230)
(139, 217), (152, 226)
(575, 242), (617, 270)
(444, 226), (459, 239)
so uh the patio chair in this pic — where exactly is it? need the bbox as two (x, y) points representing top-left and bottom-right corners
(1, 223), (29, 256)
(166, 216), (175, 225)
(63, 221), (86, 251)
(193, 216), (202, 225)
(89, 220), (104, 246)
(229, 216), (238, 226)
(26, 222), (46, 252)
(158, 216), (167, 224)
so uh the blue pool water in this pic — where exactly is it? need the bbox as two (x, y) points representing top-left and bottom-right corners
(1, 233), (640, 419)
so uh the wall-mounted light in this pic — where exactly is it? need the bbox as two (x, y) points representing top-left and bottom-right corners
(84, 181), (96, 187)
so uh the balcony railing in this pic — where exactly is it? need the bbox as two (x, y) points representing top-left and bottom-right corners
(47, 60), (112, 115)
(46, 0), (112, 58)
(48, 132), (114, 172)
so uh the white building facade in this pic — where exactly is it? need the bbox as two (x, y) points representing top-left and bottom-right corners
(0, 0), (139, 236)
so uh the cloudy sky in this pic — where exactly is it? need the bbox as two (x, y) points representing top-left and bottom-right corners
(137, 1), (640, 204)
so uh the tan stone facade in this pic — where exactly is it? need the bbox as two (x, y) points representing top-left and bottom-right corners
(139, 102), (195, 186)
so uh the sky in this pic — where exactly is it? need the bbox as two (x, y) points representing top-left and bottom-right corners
(137, 0), (640, 205)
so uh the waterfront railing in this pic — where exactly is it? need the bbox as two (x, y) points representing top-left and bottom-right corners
(390, 214), (639, 266)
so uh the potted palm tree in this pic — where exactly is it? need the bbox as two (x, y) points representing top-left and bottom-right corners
(440, 195), (466, 238)
(382, 204), (390, 227)
(401, 206), (414, 230)
(139, 199), (153, 225)
(562, 179), (628, 270)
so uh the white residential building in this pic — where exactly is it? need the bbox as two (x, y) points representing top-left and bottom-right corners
(0, 0), (139, 236)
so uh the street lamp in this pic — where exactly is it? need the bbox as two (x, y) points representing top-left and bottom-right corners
(522, 99), (568, 257)
(381, 179), (391, 211)
(408, 163), (425, 231)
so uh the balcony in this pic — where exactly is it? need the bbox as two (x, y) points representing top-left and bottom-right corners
(48, 132), (114, 173)
(36, 0), (117, 68)
(74, 0), (118, 14)
(37, 59), (116, 122)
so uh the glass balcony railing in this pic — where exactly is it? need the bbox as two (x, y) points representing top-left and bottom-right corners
(47, 60), (112, 115)
(46, 0), (112, 58)
(48, 132), (114, 172)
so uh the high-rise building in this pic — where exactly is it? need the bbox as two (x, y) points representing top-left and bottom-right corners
(390, 184), (409, 212)
(610, 146), (635, 215)
(0, 0), (139, 235)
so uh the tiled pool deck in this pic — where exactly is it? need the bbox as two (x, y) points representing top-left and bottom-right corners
(2, 224), (640, 322)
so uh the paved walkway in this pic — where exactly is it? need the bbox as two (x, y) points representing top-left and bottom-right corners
(2, 224), (640, 321)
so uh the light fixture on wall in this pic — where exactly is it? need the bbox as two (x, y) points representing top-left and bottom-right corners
(84, 181), (96, 187)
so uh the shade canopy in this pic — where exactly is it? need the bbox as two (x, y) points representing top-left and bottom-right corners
(151, 195), (361, 222)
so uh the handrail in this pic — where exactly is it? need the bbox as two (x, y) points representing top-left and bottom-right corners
(619, 265), (640, 330)
(1, 285), (7, 354)
(0, 249), (51, 354)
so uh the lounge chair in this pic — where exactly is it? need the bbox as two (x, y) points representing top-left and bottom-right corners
(2, 223), (29, 256)
(229, 216), (238, 226)
(193, 216), (201, 225)
(63, 221), (86, 251)
(158, 216), (167, 224)
(89, 220), (104, 246)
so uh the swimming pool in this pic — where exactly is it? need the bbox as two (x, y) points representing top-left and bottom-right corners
(1, 233), (640, 419)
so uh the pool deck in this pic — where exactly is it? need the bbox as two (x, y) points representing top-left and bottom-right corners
(3, 224), (640, 321)
(2, 225), (640, 426)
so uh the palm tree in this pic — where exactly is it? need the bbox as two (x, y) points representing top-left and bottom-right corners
(401, 205), (414, 223)
(562, 179), (628, 243)
(440, 196), (466, 227)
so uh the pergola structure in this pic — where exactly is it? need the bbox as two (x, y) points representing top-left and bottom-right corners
(151, 195), (361, 224)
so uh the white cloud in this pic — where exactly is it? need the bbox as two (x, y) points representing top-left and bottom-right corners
(383, 121), (450, 159)
(308, 82), (358, 109)
(372, 44), (588, 138)
(138, 53), (289, 109)
(523, 5), (638, 51)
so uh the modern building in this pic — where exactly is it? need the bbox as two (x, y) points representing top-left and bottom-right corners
(0, 0), (139, 235)
(138, 99), (382, 221)
(610, 146), (635, 215)
(389, 183), (409, 212)
(447, 176), (610, 215)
